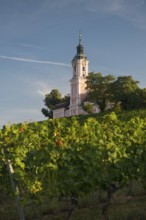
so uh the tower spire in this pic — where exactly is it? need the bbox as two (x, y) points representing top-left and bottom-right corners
(79, 31), (82, 45)
(76, 31), (84, 57)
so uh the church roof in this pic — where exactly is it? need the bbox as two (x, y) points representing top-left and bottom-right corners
(72, 32), (87, 62)
(53, 102), (69, 110)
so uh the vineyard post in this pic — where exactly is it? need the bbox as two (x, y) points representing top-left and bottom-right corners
(4, 147), (25, 220)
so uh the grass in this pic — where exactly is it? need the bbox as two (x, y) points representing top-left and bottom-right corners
(1, 182), (146, 220)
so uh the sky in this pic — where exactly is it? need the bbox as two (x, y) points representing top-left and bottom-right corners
(0, 0), (146, 127)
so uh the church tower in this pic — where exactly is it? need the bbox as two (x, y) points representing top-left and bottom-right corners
(70, 33), (89, 116)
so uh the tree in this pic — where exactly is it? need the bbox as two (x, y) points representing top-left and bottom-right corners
(141, 88), (146, 108)
(82, 102), (94, 114)
(85, 73), (146, 112)
(41, 108), (53, 118)
(41, 89), (62, 118)
(85, 72), (116, 112)
(41, 89), (70, 118)
(134, 88), (146, 109)
(44, 89), (62, 108)
(61, 95), (70, 109)
(111, 76), (142, 110)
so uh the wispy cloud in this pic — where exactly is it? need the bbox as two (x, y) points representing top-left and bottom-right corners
(44, 0), (146, 29)
(84, 0), (146, 29)
(0, 55), (71, 67)
(31, 81), (51, 97)
(0, 40), (44, 49)
(11, 42), (44, 50)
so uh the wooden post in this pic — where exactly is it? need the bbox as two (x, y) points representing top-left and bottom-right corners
(4, 148), (25, 220)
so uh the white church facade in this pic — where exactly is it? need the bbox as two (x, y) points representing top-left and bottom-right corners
(53, 34), (98, 118)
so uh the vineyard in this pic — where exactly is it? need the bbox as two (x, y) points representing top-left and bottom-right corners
(0, 109), (146, 219)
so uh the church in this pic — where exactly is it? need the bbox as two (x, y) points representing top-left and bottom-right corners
(53, 34), (98, 118)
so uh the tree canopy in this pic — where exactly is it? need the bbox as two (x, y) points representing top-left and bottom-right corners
(85, 72), (116, 111)
(41, 89), (70, 118)
(111, 76), (141, 110)
(41, 73), (146, 118)
(85, 73), (146, 111)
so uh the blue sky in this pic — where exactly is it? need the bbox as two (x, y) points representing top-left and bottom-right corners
(0, 0), (146, 127)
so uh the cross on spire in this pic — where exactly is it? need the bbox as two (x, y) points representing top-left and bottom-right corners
(79, 31), (82, 45)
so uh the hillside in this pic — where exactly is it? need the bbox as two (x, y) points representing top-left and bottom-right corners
(0, 109), (146, 219)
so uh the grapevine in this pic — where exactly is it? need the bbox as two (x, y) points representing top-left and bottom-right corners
(0, 109), (146, 218)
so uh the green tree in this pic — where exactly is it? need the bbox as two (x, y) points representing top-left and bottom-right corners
(137, 88), (146, 108)
(112, 76), (142, 110)
(41, 89), (62, 118)
(85, 73), (146, 112)
(82, 102), (94, 114)
(61, 94), (70, 109)
(85, 72), (115, 112)
(41, 108), (53, 118)
(41, 89), (70, 118)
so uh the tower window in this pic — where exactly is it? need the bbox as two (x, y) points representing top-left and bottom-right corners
(82, 66), (85, 71)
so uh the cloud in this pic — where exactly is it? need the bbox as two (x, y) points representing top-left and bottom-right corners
(0, 55), (71, 67)
(32, 81), (51, 97)
(11, 42), (44, 50)
(83, 0), (146, 29)
(42, 0), (146, 30)
(37, 89), (50, 97)
(0, 40), (44, 50)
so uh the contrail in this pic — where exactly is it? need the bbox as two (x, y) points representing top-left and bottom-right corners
(0, 40), (44, 49)
(0, 55), (71, 67)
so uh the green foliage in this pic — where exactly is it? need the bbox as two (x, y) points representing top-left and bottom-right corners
(85, 72), (115, 111)
(41, 89), (70, 118)
(41, 108), (52, 118)
(85, 73), (146, 111)
(1, 109), (146, 204)
(44, 89), (62, 108)
(41, 89), (62, 118)
(112, 76), (143, 110)
(82, 102), (94, 114)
